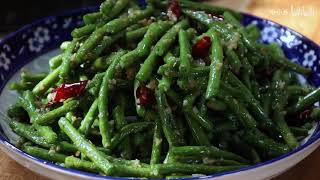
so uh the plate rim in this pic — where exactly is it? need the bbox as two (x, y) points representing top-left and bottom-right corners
(0, 6), (320, 180)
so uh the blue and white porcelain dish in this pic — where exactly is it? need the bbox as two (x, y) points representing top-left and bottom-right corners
(0, 6), (320, 180)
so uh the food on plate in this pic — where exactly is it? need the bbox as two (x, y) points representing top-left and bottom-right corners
(6, 0), (319, 178)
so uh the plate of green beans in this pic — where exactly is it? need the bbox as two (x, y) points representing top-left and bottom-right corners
(1, 0), (320, 179)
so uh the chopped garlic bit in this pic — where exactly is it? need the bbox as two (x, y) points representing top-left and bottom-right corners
(227, 32), (240, 50)
(131, 159), (142, 167)
(146, 79), (156, 90)
(167, 10), (178, 22)
(47, 92), (56, 102)
(75, 151), (81, 157)
(202, 157), (216, 165)
(48, 149), (56, 154)
(155, 137), (162, 146)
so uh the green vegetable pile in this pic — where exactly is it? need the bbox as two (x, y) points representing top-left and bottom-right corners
(6, 0), (320, 178)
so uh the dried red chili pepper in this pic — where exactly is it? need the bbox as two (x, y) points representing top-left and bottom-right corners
(136, 85), (153, 107)
(48, 80), (88, 105)
(298, 109), (312, 120)
(192, 36), (212, 58)
(167, 0), (181, 21)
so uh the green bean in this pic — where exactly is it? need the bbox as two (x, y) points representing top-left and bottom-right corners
(60, 41), (71, 51)
(110, 122), (153, 150)
(88, 73), (131, 97)
(267, 43), (311, 76)
(71, 24), (96, 38)
(112, 95), (132, 159)
(219, 91), (258, 129)
(223, 11), (242, 28)
(224, 71), (280, 138)
(206, 98), (227, 111)
(9, 82), (34, 91)
(183, 10), (224, 31)
(89, 30), (126, 63)
(166, 89), (183, 106)
(91, 56), (112, 72)
(125, 25), (149, 43)
(179, 0), (241, 20)
(262, 87), (272, 116)
(33, 124), (58, 144)
(179, 30), (192, 78)
(120, 21), (173, 68)
(96, 0), (130, 26)
(290, 127), (309, 137)
(56, 141), (78, 153)
(150, 117), (162, 165)
(228, 135), (261, 164)
(154, 19), (189, 56)
(155, 89), (185, 147)
(184, 10), (241, 50)
(58, 117), (114, 175)
(184, 113), (211, 146)
(183, 94), (213, 130)
(76, 7), (153, 64)
(226, 49), (241, 73)
(65, 156), (99, 173)
(6, 103), (27, 121)
(311, 108), (320, 119)
(49, 54), (63, 70)
(79, 99), (98, 136)
(32, 66), (61, 95)
(83, 12), (102, 25)
(158, 76), (172, 92)
(291, 88), (320, 113)
(241, 129), (290, 158)
(197, 95), (207, 117)
(10, 121), (51, 148)
(21, 71), (48, 83)
(18, 91), (38, 120)
(245, 24), (260, 41)
(103, 6), (154, 34)
(100, 0), (115, 15)
(135, 51), (159, 83)
(110, 164), (159, 178)
(186, 28), (197, 40)
(272, 70), (298, 149)
(163, 52), (178, 67)
(87, 53), (120, 93)
(56, 141), (111, 155)
(287, 85), (314, 96)
(65, 156), (159, 178)
(59, 40), (77, 80)
(171, 145), (247, 163)
(205, 29), (223, 99)
(98, 50), (126, 148)
(33, 100), (79, 125)
(113, 97), (127, 131)
(23, 145), (67, 163)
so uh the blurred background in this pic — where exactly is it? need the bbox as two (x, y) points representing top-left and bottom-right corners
(0, 0), (319, 43)
(0, 0), (103, 34)
(0, 0), (320, 180)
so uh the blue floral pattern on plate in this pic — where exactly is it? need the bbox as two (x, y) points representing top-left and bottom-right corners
(0, 6), (320, 180)
(0, 6), (98, 84)
(242, 14), (320, 85)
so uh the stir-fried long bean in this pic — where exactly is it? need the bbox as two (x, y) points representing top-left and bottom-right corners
(7, 0), (319, 178)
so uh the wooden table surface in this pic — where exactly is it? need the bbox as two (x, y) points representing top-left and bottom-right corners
(1, 0), (320, 179)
